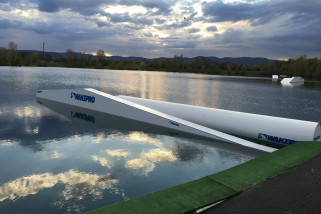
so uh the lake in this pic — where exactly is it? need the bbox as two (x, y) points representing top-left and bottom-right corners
(1, 66), (321, 213)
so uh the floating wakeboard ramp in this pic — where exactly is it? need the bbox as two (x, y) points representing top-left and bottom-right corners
(118, 95), (321, 144)
(36, 88), (276, 153)
(36, 98), (266, 156)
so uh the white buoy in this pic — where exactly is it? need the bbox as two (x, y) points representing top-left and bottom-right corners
(36, 88), (276, 152)
(118, 95), (321, 144)
(272, 75), (278, 79)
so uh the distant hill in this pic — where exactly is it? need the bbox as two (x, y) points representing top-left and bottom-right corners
(18, 50), (276, 66)
(18, 50), (94, 58)
(199, 56), (276, 66)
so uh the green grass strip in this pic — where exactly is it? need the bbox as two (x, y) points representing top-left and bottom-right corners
(87, 141), (321, 214)
(87, 177), (237, 214)
(209, 141), (321, 190)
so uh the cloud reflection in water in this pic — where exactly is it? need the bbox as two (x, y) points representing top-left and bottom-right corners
(124, 132), (163, 147)
(92, 155), (112, 169)
(0, 170), (119, 204)
(106, 149), (131, 158)
(90, 132), (178, 176)
(125, 148), (177, 176)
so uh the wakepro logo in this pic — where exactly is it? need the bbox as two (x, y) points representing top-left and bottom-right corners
(71, 92), (95, 103)
(71, 111), (95, 123)
(258, 133), (296, 145)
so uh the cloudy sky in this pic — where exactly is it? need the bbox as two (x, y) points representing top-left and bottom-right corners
(0, 0), (320, 59)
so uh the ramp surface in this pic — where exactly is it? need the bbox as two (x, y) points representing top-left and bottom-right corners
(36, 88), (275, 152)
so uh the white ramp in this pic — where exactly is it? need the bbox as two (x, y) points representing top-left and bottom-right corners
(118, 95), (321, 144)
(36, 88), (276, 153)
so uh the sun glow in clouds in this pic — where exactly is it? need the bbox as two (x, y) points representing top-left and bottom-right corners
(12, 9), (39, 18)
(87, 51), (113, 57)
(103, 5), (147, 15)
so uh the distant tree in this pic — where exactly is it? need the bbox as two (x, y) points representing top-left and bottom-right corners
(19, 51), (29, 60)
(18, 51), (29, 66)
(79, 52), (86, 60)
(191, 56), (205, 70)
(172, 54), (185, 71)
(44, 53), (52, 62)
(178, 54), (184, 69)
(8, 41), (18, 66)
(66, 49), (76, 66)
(27, 53), (39, 65)
(78, 52), (87, 67)
(314, 60), (321, 79)
(96, 50), (105, 66)
(0, 47), (8, 66)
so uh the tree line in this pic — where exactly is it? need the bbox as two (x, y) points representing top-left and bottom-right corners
(1, 41), (321, 80)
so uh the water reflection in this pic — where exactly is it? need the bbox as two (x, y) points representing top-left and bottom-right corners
(125, 148), (177, 176)
(147, 72), (165, 101)
(281, 82), (304, 87)
(187, 76), (208, 106)
(123, 132), (163, 147)
(89, 132), (179, 176)
(92, 156), (112, 169)
(0, 104), (79, 151)
(106, 149), (131, 158)
(173, 141), (206, 162)
(0, 170), (119, 212)
(2, 67), (320, 214)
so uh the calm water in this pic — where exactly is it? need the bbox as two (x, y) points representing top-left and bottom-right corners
(1, 67), (321, 213)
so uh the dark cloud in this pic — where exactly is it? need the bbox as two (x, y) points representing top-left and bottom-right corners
(27, 23), (55, 34)
(37, 0), (105, 14)
(164, 36), (199, 49)
(214, 28), (245, 43)
(0, 18), (23, 29)
(202, 0), (267, 24)
(142, 33), (153, 38)
(155, 18), (166, 24)
(206, 19), (321, 59)
(207, 25), (218, 32)
(93, 36), (161, 57)
(202, 0), (321, 26)
(165, 42), (197, 49)
(188, 28), (200, 33)
(0, 0), (36, 5)
(89, 18), (112, 28)
(141, 0), (173, 15)
(162, 20), (191, 29)
(0, 0), (35, 3)
(107, 13), (132, 23)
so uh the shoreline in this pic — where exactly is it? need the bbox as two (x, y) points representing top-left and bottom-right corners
(2, 65), (321, 82)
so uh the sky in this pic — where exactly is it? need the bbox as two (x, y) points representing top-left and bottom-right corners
(0, 0), (321, 59)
